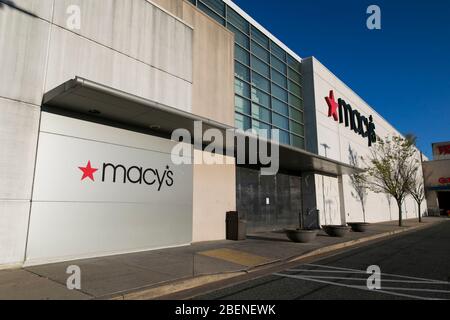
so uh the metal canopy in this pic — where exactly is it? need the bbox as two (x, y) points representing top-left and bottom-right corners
(43, 77), (361, 176)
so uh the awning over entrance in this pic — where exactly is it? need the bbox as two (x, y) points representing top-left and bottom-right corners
(43, 77), (361, 176)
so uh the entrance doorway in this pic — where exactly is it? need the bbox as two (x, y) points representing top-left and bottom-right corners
(437, 192), (450, 216)
(236, 167), (301, 233)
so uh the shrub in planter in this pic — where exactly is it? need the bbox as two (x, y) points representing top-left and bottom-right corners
(285, 229), (318, 243)
(347, 222), (371, 232)
(285, 210), (319, 243)
(322, 225), (351, 237)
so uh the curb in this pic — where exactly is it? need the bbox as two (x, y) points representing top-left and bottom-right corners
(111, 272), (247, 300)
(111, 221), (440, 300)
(286, 223), (431, 263)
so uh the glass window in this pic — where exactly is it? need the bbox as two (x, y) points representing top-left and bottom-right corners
(187, 0), (196, 5)
(227, 7), (249, 34)
(288, 68), (302, 84)
(291, 134), (305, 149)
(200, 0), (225, 16)
(235, 78), (250, 98)
(290, 108), (304, 123)
(252, 104), (271, 123)
(235, 95), (251, 115)
(251, 71), (270, 93)
(270, 41), (286, 61)
(198, 2), (225, 26)
(288, 80), (302, 97)
(289, 93), (303, 110)
(272, 113), (289, 130)
(272, 98), (289, 116)
(272, 69), (287, 88)
(235, 45), (249, 65)
(287, 55), (301, 73)
(272, 84), (288, 102)
(274, 129), (290, 145)
(251, 26), (269, 49)
(251, 87), (270, 108)
(271, 55), (287, 74)
(228, 24), (249, 49)
(251, 55), (270, 78)
(290, 120), (304, 136)
(252, 120), (271, 138)
(251, 41), (270, 63)
(235, 61), (250, 82)
(235, 113), (251, 131)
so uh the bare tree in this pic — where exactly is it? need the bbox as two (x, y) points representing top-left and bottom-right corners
(408, 176), (425, 223)
(404, 134), (425, 223)
(364, 136), (418, 227)
(348, 146), (368, 222)
(385, 194), (393, 220)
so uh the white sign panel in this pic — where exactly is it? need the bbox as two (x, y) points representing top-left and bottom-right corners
(26, 123), (193, 265)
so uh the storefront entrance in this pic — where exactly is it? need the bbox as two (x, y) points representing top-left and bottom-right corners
(438, 192), (450, 216)
(236, 167), (301, 233)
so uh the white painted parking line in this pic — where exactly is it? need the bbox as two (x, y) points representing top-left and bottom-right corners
(273, 273), (444, 300)
(283, 274), (450, 285)
(303, 263), (450, 284)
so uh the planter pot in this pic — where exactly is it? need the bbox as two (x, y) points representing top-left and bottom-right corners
(285, 229), (319, 243)
(322, 225), (351, 237)
(347, 222), (371, 232)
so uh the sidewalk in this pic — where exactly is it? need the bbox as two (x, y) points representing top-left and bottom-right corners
(0, 217), (446, 300)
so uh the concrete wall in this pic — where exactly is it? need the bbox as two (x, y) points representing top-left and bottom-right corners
(151, 0), (184, 19)
(183, 2), (236, 242)
(314, 175), (342, 226)
(148, 0), (237, 241)
(148, 0), (235, 126)
(182, 1), (235, 127)
(47, 0), (193, 112)
(302, 57), (427, 224)
(0, 0), (193, 267)
(0, 1), (51, 267)
(423, 160), (450, 214)
(0, 0), (236, 266)
(423, 160), (450, 188)
(192, 150), (236, 242)
(26, 113), (193, 265)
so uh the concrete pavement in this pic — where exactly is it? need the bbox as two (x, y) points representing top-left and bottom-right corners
(0, 217), (445, 300)
(195, 220), (450, 300)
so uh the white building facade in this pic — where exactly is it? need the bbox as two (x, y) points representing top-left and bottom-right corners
(0, 0), (427, 268)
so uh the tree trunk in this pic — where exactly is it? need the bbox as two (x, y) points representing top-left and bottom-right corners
(418, 202), (422, 223)
(397, 200), (403, 227)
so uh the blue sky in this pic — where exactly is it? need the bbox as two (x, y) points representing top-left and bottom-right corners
(233, 0), (450, 158)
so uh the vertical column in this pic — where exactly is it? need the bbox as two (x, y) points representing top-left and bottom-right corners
(0, 2), (53, 266)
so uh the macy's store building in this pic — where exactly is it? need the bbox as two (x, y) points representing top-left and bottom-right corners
(0, 0), (427, 268)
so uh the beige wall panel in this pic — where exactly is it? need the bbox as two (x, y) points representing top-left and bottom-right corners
(183, 3), (235, 127)
(52, 0), (192, 82)
(3, 0), (54, 21)
(423, 160), (450, 188)
(150, 0), (184, 18)
(0, 98), (40, 200)
(0, 201), (30, 266)
(192, 150), (236, 242)
(45, 26), (192, 113)
(0, 6), (50, 105)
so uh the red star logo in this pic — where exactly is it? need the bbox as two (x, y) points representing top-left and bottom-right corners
(325, 90), (339, 121)
(79, 161), (98, 182)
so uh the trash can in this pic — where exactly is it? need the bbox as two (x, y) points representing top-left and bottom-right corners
(226, 211), (247, 241)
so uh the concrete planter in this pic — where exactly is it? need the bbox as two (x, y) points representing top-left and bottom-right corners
(322, 225), (351, 237)
(285, 229), (319, 243)
(347, 222), (371, 232)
